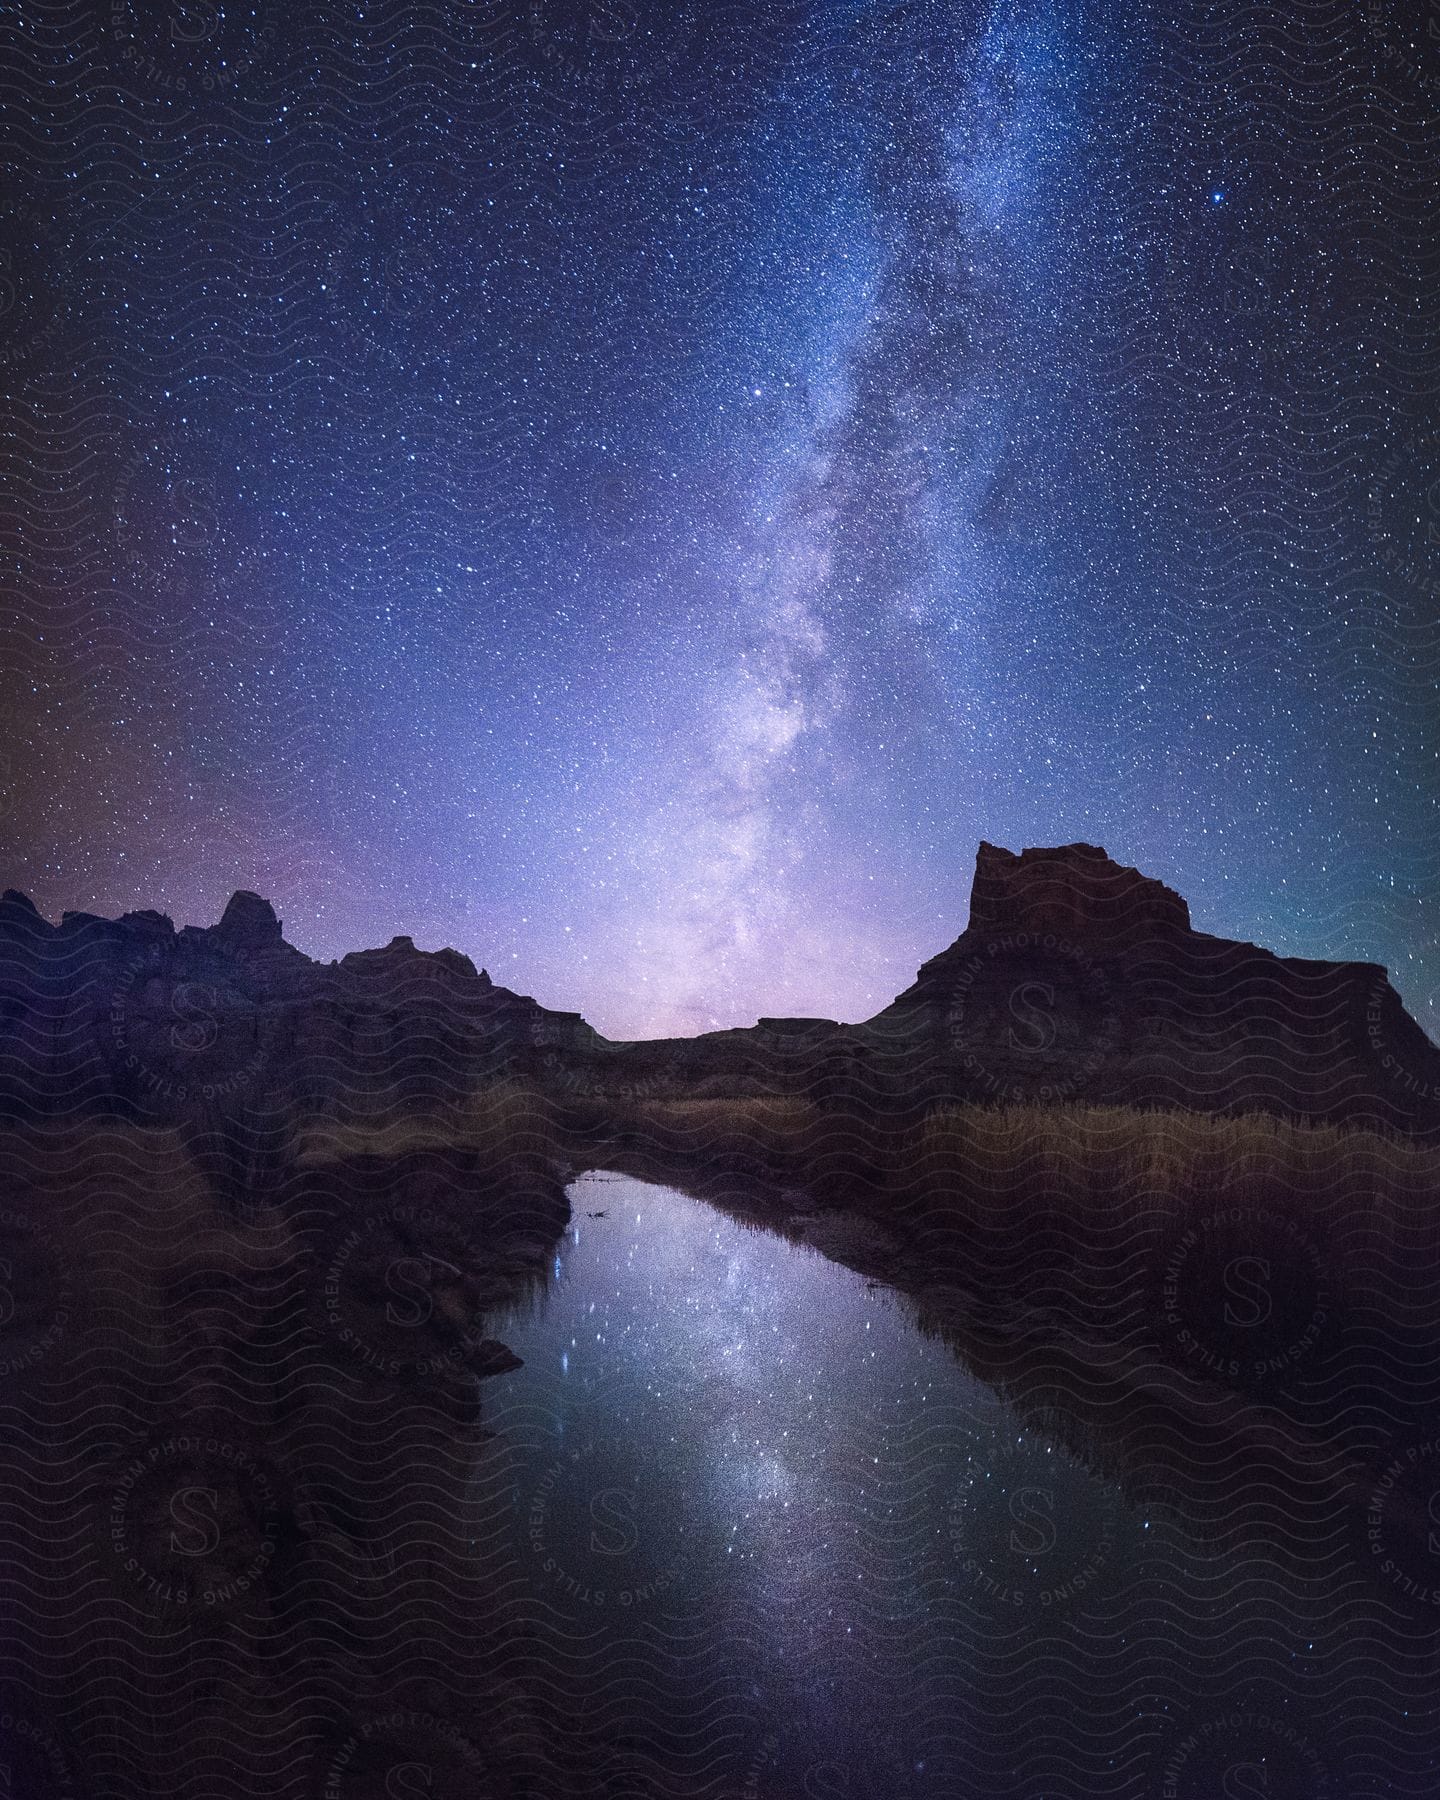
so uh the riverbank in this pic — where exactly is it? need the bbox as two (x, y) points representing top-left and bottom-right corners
(6, 1085), (1438, 1791)
(0, 1098), (618, 1798)
(582, 1097), (1440, 1580)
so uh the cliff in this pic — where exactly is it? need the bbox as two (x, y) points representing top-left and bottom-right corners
(0, 885), (598, 1129)
(856, 841), (1439, 1130)
(576, 842), (1440, 1134)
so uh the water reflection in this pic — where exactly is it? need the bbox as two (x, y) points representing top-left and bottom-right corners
(475, 1174), (1174, 1797)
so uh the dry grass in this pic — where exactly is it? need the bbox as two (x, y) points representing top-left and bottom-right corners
(602, 1098), (1440, 1317)
(611, 1094), (1439, 1205)
(290, 1080), (564, 1167)
(899, 1102), (1440, 1232)
(0, 1122), (298, 1395)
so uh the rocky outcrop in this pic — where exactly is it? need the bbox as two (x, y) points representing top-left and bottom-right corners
(966, 841), (1191, 941)
(857, 842), (1440, 1131)
(213, 888), (284, 949)
(579, 843), (1440, 1135)
(0, 888), (598, 1128)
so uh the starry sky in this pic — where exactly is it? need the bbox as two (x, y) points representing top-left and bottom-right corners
(2, 0), (1437, 1038)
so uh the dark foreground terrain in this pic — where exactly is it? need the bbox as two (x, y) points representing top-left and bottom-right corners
(2, 843), (1438, 1795)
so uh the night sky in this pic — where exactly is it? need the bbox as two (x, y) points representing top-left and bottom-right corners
(2, 0), (1436, 1039)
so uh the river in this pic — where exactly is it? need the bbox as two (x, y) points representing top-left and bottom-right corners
(470, 1173), (1350, 1798)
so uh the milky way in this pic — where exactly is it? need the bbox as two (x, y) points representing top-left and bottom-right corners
(1, 0), (1436, 1037)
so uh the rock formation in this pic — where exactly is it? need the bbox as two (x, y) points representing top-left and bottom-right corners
(1, 843), (1436, 1134)
(856, 841), (1440, 1130)
(579, 843), (1440, 1134)
(0, 883), (597, 1128)
(965, 840), (1192, 940)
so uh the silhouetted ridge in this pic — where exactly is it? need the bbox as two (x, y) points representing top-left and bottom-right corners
(968, 841), (1191, 939)
(0, 884), (596, 1124)
(605, 842), (1440, 1133)
(0, 843), (1436, 1132)
(214, 888), (283, 947)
